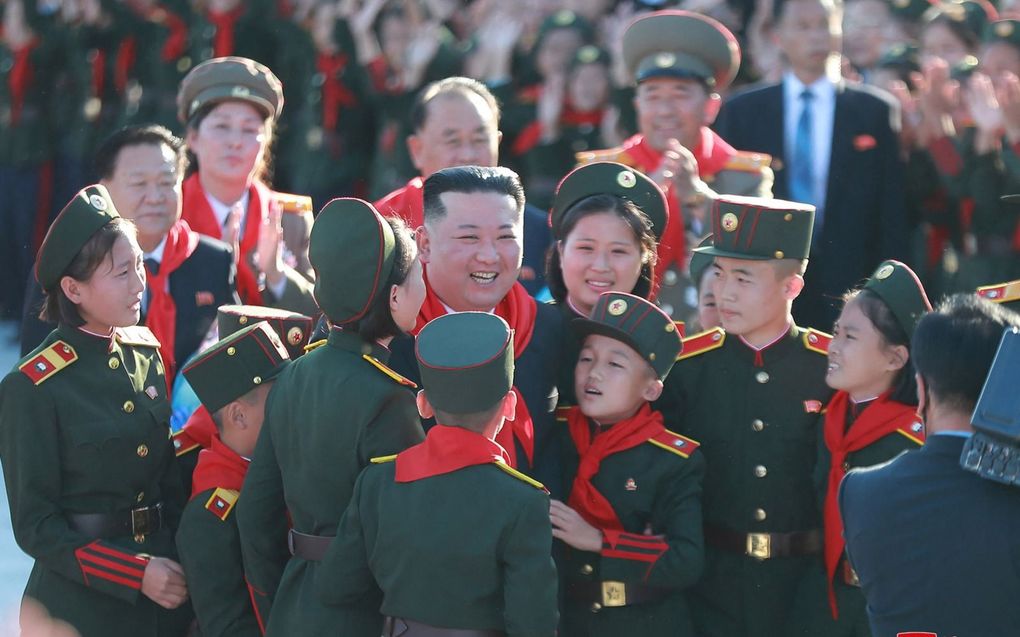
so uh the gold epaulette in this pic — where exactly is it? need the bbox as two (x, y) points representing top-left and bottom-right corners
(977, 279), (1020, 304)
(648, 429), (700, 459)
(19, 341), (78, 385)
(803, 328), (832, 355)
(274, 193), (314, 215)
(116, 326), (161, 348)
(723, 151), (772, 173)
(362, 355), (417, 389)
(205, 488), (239, 521)
(172, 429), (201, 457)
(575, 147), (633, 167)
(895, 422), (925, 446)
(677, 327), (725, 361)
(370, 454), (397, 464)
(304, 339), (326, 353)
(495, 461), (549, 493)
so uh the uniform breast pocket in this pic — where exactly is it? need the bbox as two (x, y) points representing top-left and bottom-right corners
(61, 418), (131, 483)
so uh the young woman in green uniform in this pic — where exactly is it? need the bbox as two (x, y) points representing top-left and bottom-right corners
(0, 185), (191, 637)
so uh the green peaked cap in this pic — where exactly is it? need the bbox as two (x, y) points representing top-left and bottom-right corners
(696, 194), (815, 261)
(573, 291), (681, 380)
(622, 10), (740, 89)
(862, 260), (933, 338)
(309, 198), (396, 325)
(183, 321), (291, 414)
(36, 185), (122, 290)
(416, 312), (515, 415)
(550, 161), (668, 240)
(217, 304), (314, 360)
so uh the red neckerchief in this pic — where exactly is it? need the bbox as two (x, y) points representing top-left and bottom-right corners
(317, 52), (358, 132)
(8, 38), (38, 126)
(566, 403), (665, 531)
(144, 220), (200, 381)
(374, 177), (424, 229)
(512, 100), (604, 156)
(181, 404), (218, 450)
(823, 390), (922, 618)
(181, 173), (268, 305)
(155, 7), (188, 62)
(207, 4), (245, 57)
(412, 268), (537, 467)
(394, 425), (510, 482)
(190, 432), (250, 499)
(621, 130), (736, 278)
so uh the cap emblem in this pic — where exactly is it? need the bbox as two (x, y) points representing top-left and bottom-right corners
(997, 21), (1015, 37)
(616, 170), (637, 188)
(287, 326), (304, 345)
(607, 299), (628, 316)
(89, 194), (107, 211)
(875, 264), (895, 280)
(655, 52), (676, 69)
(721, 212), (739, 232)
(578, 45), (599, 64)
(231, 86), (251, 98)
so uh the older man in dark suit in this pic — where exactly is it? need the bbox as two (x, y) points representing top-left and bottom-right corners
(714, 0), (907, 329)
(840, 294), (1020, 637)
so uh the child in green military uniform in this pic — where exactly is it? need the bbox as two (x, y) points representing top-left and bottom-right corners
(317, 311), (558, 637)
(546, 161), (667, 410)
(237, 199), (426, 637)
(552, 291), (704, 636)
(0, 185), (191, 636)
(176, 321), (291, 637)
(789, 260), (932, 636)
(660, 195), (833, 637)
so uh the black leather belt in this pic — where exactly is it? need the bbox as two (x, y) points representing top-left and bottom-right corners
(704, 525), (822, 560)
(67, 503), (164, 539)
(287, 529), (333, 561)
(566, 580), (669, 611)
(383, 617), (504, 637)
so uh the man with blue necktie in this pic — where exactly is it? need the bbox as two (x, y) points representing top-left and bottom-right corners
(714, 0), (908, 329)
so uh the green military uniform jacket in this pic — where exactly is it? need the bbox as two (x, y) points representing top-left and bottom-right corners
(176, 435), (258, 637)
(316, 455), (558, 636)
(557, 412), (706, 637)
(237, 328), (425, 636)
(0, 325), (191, 637)
(658, 325), (833, 637)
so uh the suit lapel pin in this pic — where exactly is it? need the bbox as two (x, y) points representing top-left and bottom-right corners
(145, 386), (159, 400)
(625, 478), (637, 491)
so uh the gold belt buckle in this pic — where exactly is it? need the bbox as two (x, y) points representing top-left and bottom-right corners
(601, 581), (627, 607)
(747, 533), (771, 560)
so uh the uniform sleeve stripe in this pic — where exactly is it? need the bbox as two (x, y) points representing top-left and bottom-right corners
(611, 532), (669, 551)
(601, 548), (660, 563)
(77, 552), (146, 579)
(80, 565), (144, 590)
(82, 541), (149, 566)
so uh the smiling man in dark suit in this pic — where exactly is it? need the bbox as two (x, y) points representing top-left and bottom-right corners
(714, 0), (907, 329)
(21, 125), (238, 383)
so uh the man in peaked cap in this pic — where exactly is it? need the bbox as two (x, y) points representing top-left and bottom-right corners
(657, 194), (834, 637)
(318, 312), (558, 637)
(577, 10), (773, 321)
(176, 321), (290, 637)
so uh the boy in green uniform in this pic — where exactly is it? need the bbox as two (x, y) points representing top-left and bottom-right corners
(660, 194), (834, 637)
(553, 291), (705, 636)
(176, 321), (291, 637)
(317, 311), (558, 637)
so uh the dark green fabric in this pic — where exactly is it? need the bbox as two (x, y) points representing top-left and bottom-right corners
(216, 304), (313, 360)
(557, 422), (706, 636)
(183, 322), (291, 415)
(574, 292), (681, 379)
(622, 11), (738, 89)
(0, 325), (191, 637)
(862, 260), (931, 338)
(698, 196), (815, 261)
(177, 488), (258, 637)
(236, 328), (424, 636)
(317, 461), (558, 636)
(551, 162), (667, 240)
(657, 326), (833, 637)
(36, 185), (120, 289)
(416, 312), (514, 415)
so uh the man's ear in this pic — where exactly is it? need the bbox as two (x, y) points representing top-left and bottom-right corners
(416, 226), (432, 264)
(703, 93), (723, 126)
(784, 273), (805, 300)
(416, 390), (435, 419)
(224, 401), (245, 430)
(642, 378), (664, 403)
(915, 372), (926, 414)
(407, 133), (424, 173)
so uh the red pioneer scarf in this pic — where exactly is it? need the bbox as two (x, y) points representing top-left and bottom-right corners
(823, 390), (922, 618)
(145, 220), (200, 381)
(511, 102), (605, 156)
(190, 433), (250, 498)
(207, 4), (245, 58)
(566, 404), (665, 531)
(317, 52), (358, 132)
(181, 173), (269, 305)
(395, 425), (510, 482)
(412, 269), (537, 467)
(8, 38), (37, 126)
(180, 404), (218, 451)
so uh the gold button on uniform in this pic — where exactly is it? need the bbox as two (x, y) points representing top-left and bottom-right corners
(754, 465), (768, 478)
(122, 400), (135, 413)
(751, 419), (764, 432)
(108, 357), (120, 370)
(753, 508), (767, 521)
(842, 461), (851, 472)
(136, 491), (145, 503)
(591, 603), (602, 613)
(580, 564), (593, 575)
(136, 444), (149, 458)
(755, 371), (770, 384)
